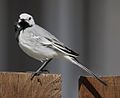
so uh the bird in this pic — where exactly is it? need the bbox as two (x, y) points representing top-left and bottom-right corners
(15, 13), (105, 84)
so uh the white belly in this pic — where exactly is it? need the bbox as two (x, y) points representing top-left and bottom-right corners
(18, 29), (58, 61)
(19, 42), (57, 61)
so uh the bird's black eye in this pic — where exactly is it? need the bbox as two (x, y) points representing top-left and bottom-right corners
(28, 17), (31, 20)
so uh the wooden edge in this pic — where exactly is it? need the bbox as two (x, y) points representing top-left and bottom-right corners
(0, 72), (62, 98)
(78, 76), (120, 98)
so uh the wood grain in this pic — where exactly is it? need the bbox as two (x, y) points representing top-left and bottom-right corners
(0, 72), (61, 98)
(79, 76), (120, 98)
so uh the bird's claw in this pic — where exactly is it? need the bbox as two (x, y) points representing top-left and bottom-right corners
(31, 70), (50, 80)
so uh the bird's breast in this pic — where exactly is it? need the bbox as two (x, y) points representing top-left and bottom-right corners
(18, 31), (57, 61)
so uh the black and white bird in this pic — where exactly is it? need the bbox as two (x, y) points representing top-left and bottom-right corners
(15, 13), (105, 84)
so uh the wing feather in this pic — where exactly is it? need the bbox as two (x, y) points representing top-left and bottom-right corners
(53, 42), (79, 57)
(31, 25), (79, 57)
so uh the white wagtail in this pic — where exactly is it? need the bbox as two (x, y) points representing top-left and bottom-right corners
(15, 13), (105, 84)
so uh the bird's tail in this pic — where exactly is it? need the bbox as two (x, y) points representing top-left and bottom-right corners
(64, 55), (106, 85)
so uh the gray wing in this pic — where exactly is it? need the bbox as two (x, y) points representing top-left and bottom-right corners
(31, 25), (79, 57)
(34, 25), (63, 44)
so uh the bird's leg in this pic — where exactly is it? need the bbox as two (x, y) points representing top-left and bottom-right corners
(31, 58), (52, 80)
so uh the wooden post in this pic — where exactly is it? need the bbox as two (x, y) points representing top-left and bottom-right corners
(0, 72), (61, 98)
(79, 76), (120, 98)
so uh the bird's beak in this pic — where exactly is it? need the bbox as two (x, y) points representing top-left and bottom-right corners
(14, 19), (22, 32)
(17, 19), (25, 28)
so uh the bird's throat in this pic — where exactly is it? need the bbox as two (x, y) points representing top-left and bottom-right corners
(18, 20), (31, 30)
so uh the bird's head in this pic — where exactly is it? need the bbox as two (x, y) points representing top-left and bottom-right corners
(17, 13), (35, 30)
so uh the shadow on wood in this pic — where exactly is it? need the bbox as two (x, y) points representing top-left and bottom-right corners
(79, 76), (102, 98)
(0, 72), (61, 98)
(79, 76), (120, 98)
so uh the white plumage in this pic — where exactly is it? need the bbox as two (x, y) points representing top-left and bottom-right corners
(19, 25), (58, 61)
(15, 13), (105, 84)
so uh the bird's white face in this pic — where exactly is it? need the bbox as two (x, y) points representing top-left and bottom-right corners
(18, 13), (35, 27)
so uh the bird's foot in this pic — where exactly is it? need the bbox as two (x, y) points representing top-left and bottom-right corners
(31, 70), (49, 80)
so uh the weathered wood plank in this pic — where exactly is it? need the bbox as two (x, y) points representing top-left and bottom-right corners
(79, 76), (120, 98)
(0, 72), (61, 98)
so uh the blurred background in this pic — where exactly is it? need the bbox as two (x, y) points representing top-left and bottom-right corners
(0, 0), (120, 98)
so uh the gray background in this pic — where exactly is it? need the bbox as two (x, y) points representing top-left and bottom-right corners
(0, 0), (120, 98)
